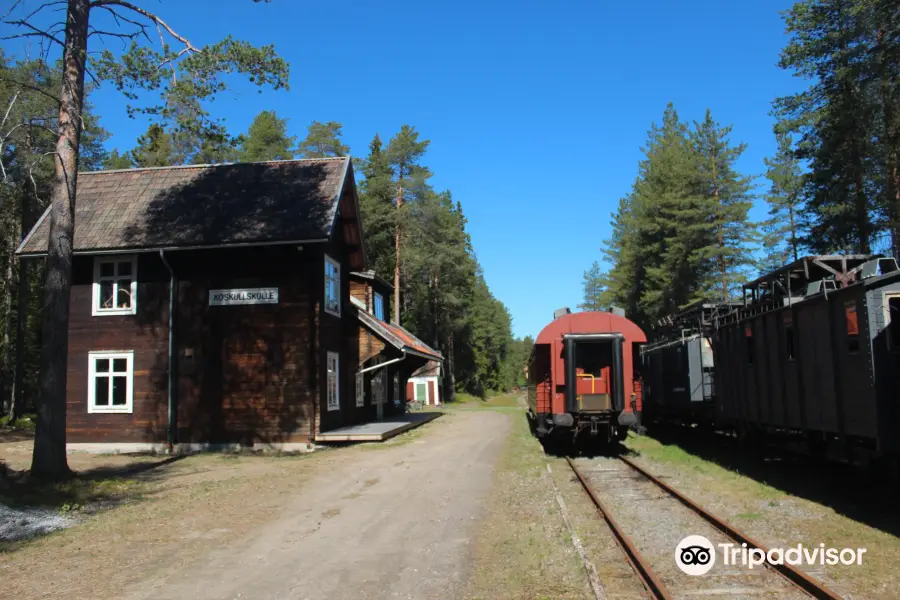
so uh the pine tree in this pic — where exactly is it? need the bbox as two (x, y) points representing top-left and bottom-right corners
(690, 110), (756, 301)
(579, 261), (606, 311)
(104, 149), (133, 170)
(635, 104), (703, 321)
(359, 134), (397, 279)
(762, 131), (805, 268)
(775, 0), (880, 254)
(239, 110), (295, 162)
(298, 121), (349, 158)
(130, 124), (178, 168)
(386, 125), (431, 324)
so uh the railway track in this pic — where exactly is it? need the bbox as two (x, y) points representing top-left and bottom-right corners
(564, 455), (844, 600)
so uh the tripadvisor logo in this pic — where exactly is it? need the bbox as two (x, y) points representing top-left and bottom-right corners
(676, 535), (867, 575)
(676, 535), (716, 576)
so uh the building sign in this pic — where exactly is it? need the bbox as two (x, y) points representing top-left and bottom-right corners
(209, 287), (279, 306)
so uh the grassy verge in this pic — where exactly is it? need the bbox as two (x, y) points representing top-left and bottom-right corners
(625, 432), (900, 600)
(466, 397), (591, 600)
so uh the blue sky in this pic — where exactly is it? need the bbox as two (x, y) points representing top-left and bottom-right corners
(4, 0), (806, 339)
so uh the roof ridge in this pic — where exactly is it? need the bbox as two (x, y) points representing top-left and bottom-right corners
(83, 156), (350, 176)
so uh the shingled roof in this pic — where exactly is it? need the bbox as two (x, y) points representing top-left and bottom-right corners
(18, 157), (352, 256)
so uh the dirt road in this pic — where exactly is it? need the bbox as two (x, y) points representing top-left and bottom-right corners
(122, 410), (509, 600)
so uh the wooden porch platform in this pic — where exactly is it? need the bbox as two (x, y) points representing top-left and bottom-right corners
(314, 412), (441, 442)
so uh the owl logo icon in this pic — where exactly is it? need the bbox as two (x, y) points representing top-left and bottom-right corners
(676, 535), (716, 575)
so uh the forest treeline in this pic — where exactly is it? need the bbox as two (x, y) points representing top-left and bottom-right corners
(0, 57), (525, 420)
(586, 0), (900, 330)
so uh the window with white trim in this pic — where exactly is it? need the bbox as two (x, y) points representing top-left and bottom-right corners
(88, 351), (134, 413)
(324, 255), (341, 316)
(92, 256), (137, 315)
(374, 292), (385, 320)
(326, 351), (340, 411)
(355, 371), (364, 407)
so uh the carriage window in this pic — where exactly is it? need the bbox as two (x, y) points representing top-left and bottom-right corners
(745, 324), (755, 365)
(784, 314), (796, 361)
(888, 296), (900, 353)
(845, 302), (859, 353)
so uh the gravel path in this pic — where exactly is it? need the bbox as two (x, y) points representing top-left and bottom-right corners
(122, 410), (510, 600)
(573, 457), (808, 600)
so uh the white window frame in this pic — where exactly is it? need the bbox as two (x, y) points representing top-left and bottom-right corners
(324, 254), (341, 317)
(92, 255), (138, 316)
(326, 351), (340, 411)
(87, 350), (134, 414)
(355, 371), (364, 407)
(374, 292), (384, 320)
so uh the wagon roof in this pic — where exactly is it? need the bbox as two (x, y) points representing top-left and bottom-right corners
(18, 157), (355, 256)
(535, 310), (647, 344)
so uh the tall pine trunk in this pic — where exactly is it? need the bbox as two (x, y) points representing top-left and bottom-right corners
(11, 128), (36, 422)
(393, 185), (402, 324)
(878, 24), (900, 259)
(31, 0), (90, 479)
(788, 203), (799, 262)
(711, 156), (728, 302)
(2, 233), (17, 411)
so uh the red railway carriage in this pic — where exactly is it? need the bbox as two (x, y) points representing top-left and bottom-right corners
(527, 308), (647, 444)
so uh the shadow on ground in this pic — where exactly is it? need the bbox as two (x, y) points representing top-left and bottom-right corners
(633, 422), (900, 539)
(0, 455), (186, 511)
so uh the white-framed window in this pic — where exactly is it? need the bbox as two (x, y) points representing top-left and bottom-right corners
(326, 351), (340, 411)
(374, 292), (384, 320)
(324, 254), (341, 317)
(355, 371), (364, 407)
(87, 351), (134, 413)
(92, 256), (137, 316)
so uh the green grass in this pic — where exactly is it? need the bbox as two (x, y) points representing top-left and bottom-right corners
(0, 413), (37, 432)
(624, 432), (782, 500)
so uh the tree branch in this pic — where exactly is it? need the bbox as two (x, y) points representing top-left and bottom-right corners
(94, 5), (151, 44)
(0, 77), (61, 105)
(90, 0), (199, 52)
(2, 19), (65, 48)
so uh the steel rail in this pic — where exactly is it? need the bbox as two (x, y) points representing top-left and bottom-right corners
(617, 455), (844, 600)
(565, 457), (674, 600)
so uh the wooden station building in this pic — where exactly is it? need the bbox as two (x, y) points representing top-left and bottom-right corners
(17, 157), (442, 452)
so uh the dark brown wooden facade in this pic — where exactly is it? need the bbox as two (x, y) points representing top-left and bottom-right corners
(18, 158), (446, 450)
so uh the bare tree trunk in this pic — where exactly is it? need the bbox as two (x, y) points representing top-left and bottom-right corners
(393, 185), (402, 325)
(446, 331), (455, 403)
(11, 127), (36, 422)
(2, 234), (17, 410)
(712, 157), (728, 302)
(31, 0), (90, 479)
(878, 24), (900, 260)
(788, 203), (799, 263)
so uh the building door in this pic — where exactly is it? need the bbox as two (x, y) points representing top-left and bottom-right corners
(373, 368), (386, 421)
(416, 382), (427, 404)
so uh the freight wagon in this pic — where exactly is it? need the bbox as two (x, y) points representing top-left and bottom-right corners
(713, 255), (900, 467)
(527, 307), (646, 445)
(642, 302), (739, 426)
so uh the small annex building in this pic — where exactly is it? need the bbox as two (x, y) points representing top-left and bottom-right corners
(17, 157), (442, 452)
(407, 361), (442, 406)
